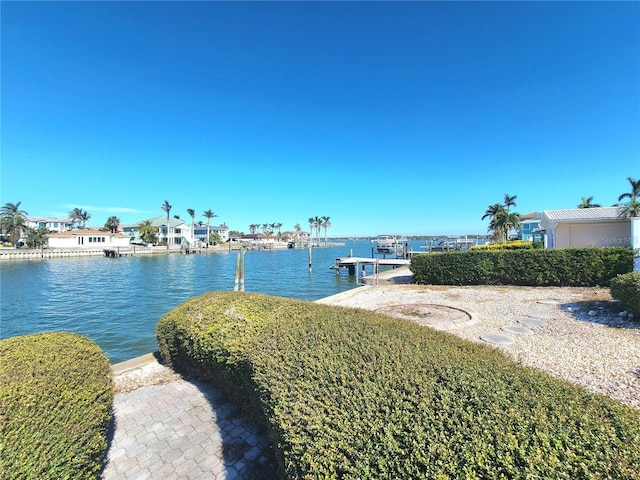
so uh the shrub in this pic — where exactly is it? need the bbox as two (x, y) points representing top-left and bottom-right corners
(470, 240), (534, 250)
(411, 247), (632, 286)
(610, 272), (640, 316)
(157, 291), (640, 479)
(0, 332), (114, 479)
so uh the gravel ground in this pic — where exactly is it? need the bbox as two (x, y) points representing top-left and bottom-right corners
(318, 285), (640, 409)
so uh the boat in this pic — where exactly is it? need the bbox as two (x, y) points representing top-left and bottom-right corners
(374, 235), (407, 257)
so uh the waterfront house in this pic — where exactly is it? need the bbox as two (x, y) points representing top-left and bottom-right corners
(540, 207), (631, 249)
(518, 212), (542, 242)
(122, 215), (193, 248)
(26, 217), (73, 233)
(47, 229), (131, 249)
(193, 223), (229, 244)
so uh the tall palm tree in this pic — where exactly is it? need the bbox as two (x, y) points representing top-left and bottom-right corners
(618, 177), (639, 203)
(577, 196), (601, 209)
(161, 200), (172, 250)
(503, 194), (517, 215)
(321, 216), (331, 246)
(1, 202), (29, 245)
(313, 216), (322, 246)
(202, 209), (217, 246)
(104, 216), (120, 233)
(187, 208), (195, 244)
(618, 177), (640, 218)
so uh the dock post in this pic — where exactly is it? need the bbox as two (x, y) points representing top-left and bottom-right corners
(308, 245), (312, 272)
(240, 247), (245, 291)
(233, 252), (240, 291)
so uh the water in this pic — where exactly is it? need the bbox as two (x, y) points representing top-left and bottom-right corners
(1, 240), (422, 363)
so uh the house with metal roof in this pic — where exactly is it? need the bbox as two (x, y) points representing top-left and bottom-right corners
(540, 207), (631, 249)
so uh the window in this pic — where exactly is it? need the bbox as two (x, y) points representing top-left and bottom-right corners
(89, 237), (93, 243)
(175, 228), (181, 234)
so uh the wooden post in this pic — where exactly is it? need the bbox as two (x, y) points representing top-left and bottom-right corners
(240, 247), (245, 291)
(233, 252), (240, 291)
(308, 244), (312, 272)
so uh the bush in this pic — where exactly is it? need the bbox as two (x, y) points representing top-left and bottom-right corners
(411, 247), (632, 286)
(0, 332), (114, 479)
(470, 240), (535, 250)
(610, 272), (640, 316)
(157, 291), (640, 479)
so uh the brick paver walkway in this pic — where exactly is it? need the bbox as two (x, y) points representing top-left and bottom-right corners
(102, 363), (278, 479)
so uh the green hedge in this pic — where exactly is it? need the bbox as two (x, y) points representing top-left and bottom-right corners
(0, 332), (114, 479)
(610, 272), (640, 316)
(157, 291), (640, 479)
(410, 247), (632, 286)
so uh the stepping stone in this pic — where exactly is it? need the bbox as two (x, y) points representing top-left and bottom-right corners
(480, 333), (515, 345)
(527, 313), (553, 320)
(537, 300), (559, 305)
(501, 325), (534, 336)
(519, 318), (545, 327)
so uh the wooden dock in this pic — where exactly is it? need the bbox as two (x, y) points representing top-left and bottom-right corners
(331, 256), (411, 285)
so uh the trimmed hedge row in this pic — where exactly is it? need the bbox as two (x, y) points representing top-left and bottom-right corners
(610, 272), (640, 316)
(157, 291), (640, 479)
(410, 247), (632, 286)
(0, 332), (114, 479)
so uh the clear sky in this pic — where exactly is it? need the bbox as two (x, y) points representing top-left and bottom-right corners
(1, 1), (638, 237)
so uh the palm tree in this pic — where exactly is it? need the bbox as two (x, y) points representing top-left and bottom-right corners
(482, 203), (504, 242)
(618, 177), (640, 218)
(618, 177), (639, 203)
(321, 216), (331, 246)
(202, 209), (217, 247)
(308, 217), (318, 246)
(78, 210), (91, 229)
(619, 201), (640, 218)
(161, 200), (172, 250)
(1, 202), (29, 245)
(25, 226), (50, 249)
(68, 207), (83, 229)
(104, 216), (121, 233)
(312, 216), (322, 246)
(577, 196), (601, 209)
(187, 208), (195, 244)
(503, 194), (517, 215)
(138, 220), (158, 244)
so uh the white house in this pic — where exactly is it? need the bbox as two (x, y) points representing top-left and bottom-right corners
(47, 229), (131, 249)
(26, 217), (73, 233)
(122, 215), (193, 248)
(540, 207), (631, 249)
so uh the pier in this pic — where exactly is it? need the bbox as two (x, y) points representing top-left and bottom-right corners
(331, 256), (411, 285)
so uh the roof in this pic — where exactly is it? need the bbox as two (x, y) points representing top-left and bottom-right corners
(48, 229), (128, 238)
(27, 217), (72, 223)
(541, 207), (626, 226)
(520, 212), (542, 221)
(123, 215), (187, 229)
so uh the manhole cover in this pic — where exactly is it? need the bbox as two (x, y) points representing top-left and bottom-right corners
(376, 303), (476, 330)
(502, 325), (534, 336)
(519, 318), (546, 327)
(480, 333), (515, 345)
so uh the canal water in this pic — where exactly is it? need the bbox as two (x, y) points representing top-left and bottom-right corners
(0, 240), (424, 363)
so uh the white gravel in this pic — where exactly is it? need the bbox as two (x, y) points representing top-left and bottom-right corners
(318, 285), (640, 409)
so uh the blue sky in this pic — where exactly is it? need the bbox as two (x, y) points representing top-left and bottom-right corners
(2, 1), (638, 237)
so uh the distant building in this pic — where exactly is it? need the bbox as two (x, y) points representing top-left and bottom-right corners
(193, 224), (229, 244)
(540, 207), (631, 249)
(26, 217), (73, 233)
(47, 229), (130, 249)
(518, 212), (542, 242)
(122, 215), (192, 248)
